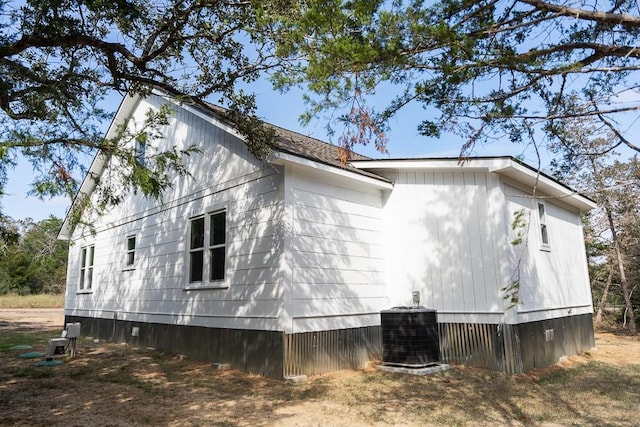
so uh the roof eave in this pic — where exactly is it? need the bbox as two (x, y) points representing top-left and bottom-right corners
(489, 160), (597, 211)
(351, 157), (597, 211)
(58, 93), (142, 240)
(270, 152), (393, 190)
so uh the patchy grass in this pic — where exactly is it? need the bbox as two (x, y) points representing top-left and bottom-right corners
(0, 293), (64, 308)
(0, 332), (639, 427)
(1, 312), (639, 427)
(0, 331), (53, 352)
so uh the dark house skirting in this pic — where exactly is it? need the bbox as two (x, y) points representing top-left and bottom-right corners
(65, 315), (284, 378)
(283, 326), (382, 377)
(66, 313), (593, 377)
(64, 315), (382, 378)
(439, 313), (595, 373)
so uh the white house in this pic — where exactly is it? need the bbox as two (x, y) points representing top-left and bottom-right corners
(60, 91), (597, 377)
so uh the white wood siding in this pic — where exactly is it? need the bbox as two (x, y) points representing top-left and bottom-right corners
(503, 183), (593, 323)
(285, 165), (387, 333)
(379, 170), (511, 324)
(65, 94), (284, 331)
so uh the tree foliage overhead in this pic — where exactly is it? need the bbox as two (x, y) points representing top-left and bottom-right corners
(5, 0), (640, 203)
(266, 0), (640, 157)
(0, 0), (283, 206)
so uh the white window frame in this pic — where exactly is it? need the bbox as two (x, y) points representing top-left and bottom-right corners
(537, 201), (550, 251)
(124, 235), (137, 270)
(78, 244), (95, 293)
(185, 208), (228, 290)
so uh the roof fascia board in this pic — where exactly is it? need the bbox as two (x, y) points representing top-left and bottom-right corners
(58, 93), (142, 240)
(489, 160), (597, 210)
(83, 93), (142, 192)
(271, 152), (393, 190)
(350, 158), (512, 171)
(352, 157), (596, 211)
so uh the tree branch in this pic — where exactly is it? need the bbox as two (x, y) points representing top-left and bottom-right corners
(520, 0), (640, 27)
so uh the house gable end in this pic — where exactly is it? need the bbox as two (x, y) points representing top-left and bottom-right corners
(58, 91), (268, 240)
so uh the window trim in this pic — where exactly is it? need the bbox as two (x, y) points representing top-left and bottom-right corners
(78, 244), (95, 293)
(186, 208), (229, 290)
(189, 215), (206, 283)
(537, 201), (551, 252)
(208, 210), (226, 282)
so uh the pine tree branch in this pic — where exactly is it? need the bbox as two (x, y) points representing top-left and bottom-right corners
(520, 0), (640, 27)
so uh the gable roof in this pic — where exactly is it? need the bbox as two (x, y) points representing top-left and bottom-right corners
(59, 91), (596, 239)
(190, 101), (388, 183)
(351, 157), (597, 211)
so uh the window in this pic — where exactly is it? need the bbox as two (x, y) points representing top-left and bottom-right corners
(188, 210), (227, 285)
(79, 245), (95, 291)
(538, 202), (550, 250)
(126, 236), (136, 267)
(189, 216), (205, 282)
(209, 211), (226, 281)
(135, 138), (146, 166)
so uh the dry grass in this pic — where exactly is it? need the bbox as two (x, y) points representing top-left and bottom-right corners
(0, 331), (639, 426)
(1, 311), (639, 426)
(0, 293), (64, 309)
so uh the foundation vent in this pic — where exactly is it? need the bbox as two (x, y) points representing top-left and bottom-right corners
(545, 329), (555, 342)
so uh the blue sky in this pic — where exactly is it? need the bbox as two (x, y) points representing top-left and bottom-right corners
(0, 84), (552, 222)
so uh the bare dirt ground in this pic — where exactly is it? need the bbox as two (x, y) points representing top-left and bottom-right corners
(0, 309), (65, 331)
(1, 309), (639, 427)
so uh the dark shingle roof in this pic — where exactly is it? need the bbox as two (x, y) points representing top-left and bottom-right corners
(199, 101), (390, 183)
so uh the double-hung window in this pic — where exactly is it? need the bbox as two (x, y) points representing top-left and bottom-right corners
(538, 202), (550, 251)
(79, 245), (95, 291)
(125, 236), (136, 268)
(189, 210), (227, 286)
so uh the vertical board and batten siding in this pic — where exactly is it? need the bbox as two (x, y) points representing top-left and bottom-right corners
(376, 169), (510, 325)
(503, 183), (593, 324)
(65, 94), (285, 331)
(286, 165), (388, 333)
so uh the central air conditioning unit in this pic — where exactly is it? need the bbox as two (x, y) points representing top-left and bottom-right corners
(380, 307), (440, 367)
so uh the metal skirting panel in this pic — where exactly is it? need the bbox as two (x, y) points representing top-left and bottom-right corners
(284, 326), (382, 377)
(65, 315), (284, 378)
(514, 313), (595, 372)
(66, 313), (594, 377)
(439, 323), (505, 371)
(439, 314), (595, 374)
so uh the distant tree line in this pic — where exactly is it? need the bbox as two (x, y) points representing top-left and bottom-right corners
(549, 122), (640, 333)
(0, 215), (68, 295)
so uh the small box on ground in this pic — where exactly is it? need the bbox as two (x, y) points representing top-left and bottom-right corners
(45, 338), (67, 357)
